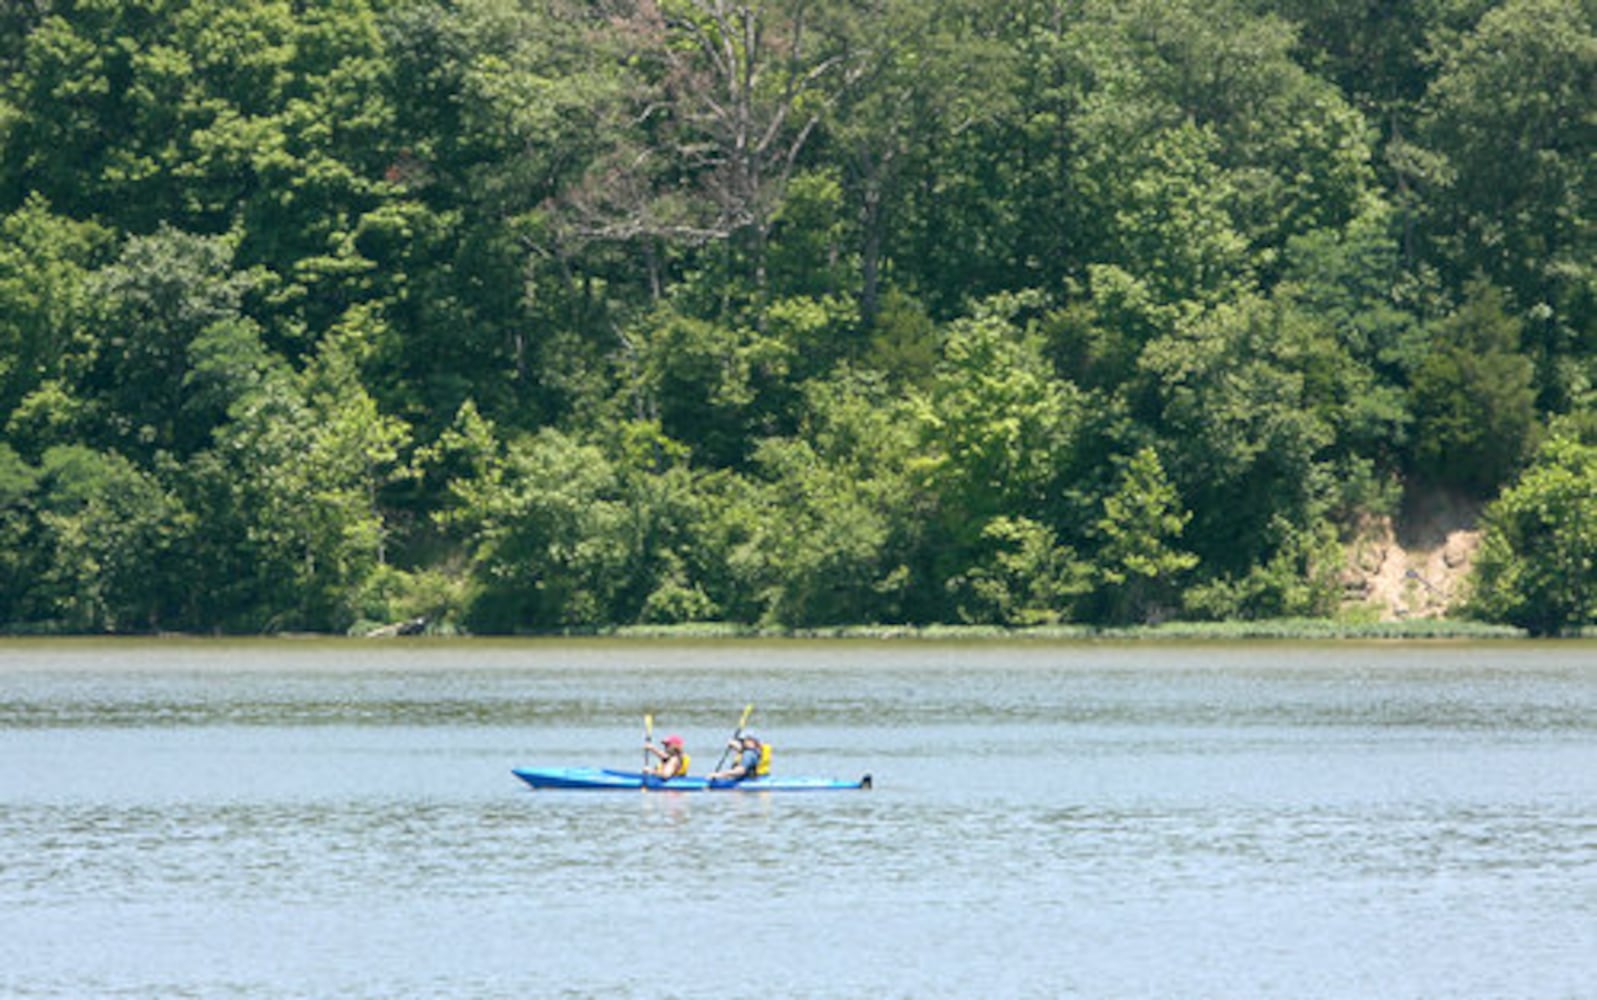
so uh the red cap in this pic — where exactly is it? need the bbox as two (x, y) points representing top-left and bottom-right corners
(664, 734), (683, 748)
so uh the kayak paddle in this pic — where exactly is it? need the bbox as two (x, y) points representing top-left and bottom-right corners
(714, 702), (755, 773)
(644, 712), (654, 773)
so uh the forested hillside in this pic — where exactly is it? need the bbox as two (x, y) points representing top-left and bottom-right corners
(1, 0), (1592, 635)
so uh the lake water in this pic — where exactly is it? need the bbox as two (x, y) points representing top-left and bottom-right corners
(2, 638), (1594, 999)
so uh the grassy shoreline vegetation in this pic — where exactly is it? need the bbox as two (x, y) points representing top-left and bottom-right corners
(620, 620), (1532, 640)
(1, 1), (1592, 639)
(0, 619), (1538, 641)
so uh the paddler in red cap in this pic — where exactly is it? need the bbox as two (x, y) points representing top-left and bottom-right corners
(643, 733), (690, 780)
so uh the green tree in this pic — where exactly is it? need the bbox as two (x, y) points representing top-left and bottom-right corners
(1133, 294), (1336, 575)
(77, 226), (263, 460)
(1183, 517), (1344, 620)
(1276, 200), (1420, 472)
(436, 410), (727, 630)
(946, 515), (1091, 626)
(1418, 0), (1595, 405)
(610, 421), (723, 625)
(732, 435), (901, 626)
(1090, 446), (1198, 625)
(1260, 202), (1420, 520)
(1258, 0), (1453, 120)
(729, 368), (924, 625)
(1065, 0), (1376, 296)
(764, 169), (854, 305)
(827, 0), (1021, 322)
(1, 0), (143, 218)
(442, 425), (629, 630)
(910, 295), (1092, 618)
(0, 442), (39, 625)
(620, 306), (776, 470)
(18, 444), (185, 632)
(1110, 122), (1254, 308)
(201, 320), (409, 632)
(0, 195), (109, 427)
(1409, 281), (1539, 495)
(918, 295), (1082, 526)
(1468, 431), (1597, 635)
(379, 0), (623, 433)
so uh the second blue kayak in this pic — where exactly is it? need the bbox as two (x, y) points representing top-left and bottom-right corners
(513, 767), (871, 792)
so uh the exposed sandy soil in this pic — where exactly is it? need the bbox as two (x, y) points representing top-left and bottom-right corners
(1343, 490), (1483, 620)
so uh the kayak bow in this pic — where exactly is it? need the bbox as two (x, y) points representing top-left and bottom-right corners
(513, 767), (871, 792)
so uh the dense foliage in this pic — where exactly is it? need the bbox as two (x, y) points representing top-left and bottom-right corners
(1, 0), (1591, 634)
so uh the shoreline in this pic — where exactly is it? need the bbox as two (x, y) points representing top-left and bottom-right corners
(0, 618), (1546, 642)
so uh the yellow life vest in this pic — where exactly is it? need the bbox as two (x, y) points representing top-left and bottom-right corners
(661, 750), (690, 778)
(754, 742), (771, 777)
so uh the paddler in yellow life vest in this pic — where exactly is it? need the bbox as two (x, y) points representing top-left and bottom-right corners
(643, 733), (690, 780)
(709, 733), (771, 782)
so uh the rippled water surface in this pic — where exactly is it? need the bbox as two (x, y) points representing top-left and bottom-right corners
(2, 639), (1594, 998)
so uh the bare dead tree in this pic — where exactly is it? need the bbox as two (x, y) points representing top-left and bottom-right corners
(557, 0), (862, 311)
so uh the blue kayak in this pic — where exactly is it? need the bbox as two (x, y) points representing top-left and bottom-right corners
(513, 767), (871, 792)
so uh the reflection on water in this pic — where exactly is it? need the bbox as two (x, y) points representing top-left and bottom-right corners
(1, 639), (1594, 999)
